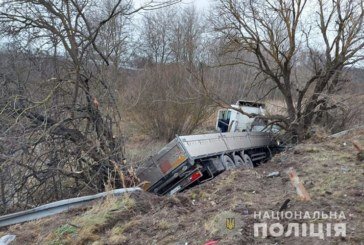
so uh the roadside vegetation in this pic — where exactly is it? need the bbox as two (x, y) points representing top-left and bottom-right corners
(0, 0), (363, 220)
(3, 128), (363, 244)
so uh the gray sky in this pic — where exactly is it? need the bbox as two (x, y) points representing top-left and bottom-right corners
(135, 0), (211, 10)
(189, 0), (210, 10)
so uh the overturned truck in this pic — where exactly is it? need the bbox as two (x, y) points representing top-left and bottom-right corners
(137, 131), (277, 195)
(136, 101), (279, 195)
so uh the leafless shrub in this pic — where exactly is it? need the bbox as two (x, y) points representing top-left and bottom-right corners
(127, 64), (213, 142)
(0, 0), (180, 214)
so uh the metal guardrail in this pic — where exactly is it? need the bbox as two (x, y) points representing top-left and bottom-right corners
(0, 187), (141, 228)
(329, 125), (364, 138)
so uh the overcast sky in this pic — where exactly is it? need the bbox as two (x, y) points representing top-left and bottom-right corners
(189, 0), (210, 10)
(135, 0), (211, 10)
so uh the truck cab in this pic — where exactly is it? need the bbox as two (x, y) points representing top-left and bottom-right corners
(216, 100), (266, 133)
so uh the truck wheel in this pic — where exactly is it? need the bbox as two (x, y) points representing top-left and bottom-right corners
(242, 154), (254, 168)
(233, 155), (244, 167)
(221, 155), (235, 170)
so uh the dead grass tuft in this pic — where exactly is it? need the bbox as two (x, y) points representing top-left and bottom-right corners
(39, 194), (136, 245)
(157, 220), (170, 230)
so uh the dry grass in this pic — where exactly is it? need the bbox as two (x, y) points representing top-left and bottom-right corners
(111, 219), (141, 235)
(156, 220), (170, 230)
(108, 220), (141, 244)
(43, 194), (136, 245)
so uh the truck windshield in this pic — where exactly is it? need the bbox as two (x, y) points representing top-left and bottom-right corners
(217, 110), (231, 132)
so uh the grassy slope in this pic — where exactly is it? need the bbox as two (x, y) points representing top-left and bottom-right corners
(1, 129), (363, 245)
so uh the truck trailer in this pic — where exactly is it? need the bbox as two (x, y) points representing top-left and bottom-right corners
(136, 101), (279, 195)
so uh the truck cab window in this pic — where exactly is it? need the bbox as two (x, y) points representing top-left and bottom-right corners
(218, 110), (230, 132)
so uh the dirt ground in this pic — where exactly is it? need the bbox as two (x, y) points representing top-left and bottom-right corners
(1, 129), (363, 245)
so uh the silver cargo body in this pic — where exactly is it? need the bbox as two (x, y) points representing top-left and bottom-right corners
(137, 131), (274, 190)
(179, 131), (273, 159)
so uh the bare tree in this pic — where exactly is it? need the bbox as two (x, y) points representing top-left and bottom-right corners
(0, 0), (180, 213)
(212, 0), (364, 140)
(140, 8), (175, 64)
(170, 6), (203, 67)
(126, 6), (212, 141)
(140, 5), (204, 66)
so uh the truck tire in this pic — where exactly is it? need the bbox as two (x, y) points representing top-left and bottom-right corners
(233, 155), (244, 167)
(242, 154), (254, 168)
(221, 155), (235, 170)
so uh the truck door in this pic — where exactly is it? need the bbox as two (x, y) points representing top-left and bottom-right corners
(217, 110), (231, 132)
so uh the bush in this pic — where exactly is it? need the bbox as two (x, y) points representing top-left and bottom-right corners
(127, 64), (213, 142)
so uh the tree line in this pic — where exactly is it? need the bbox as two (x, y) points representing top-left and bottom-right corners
(0, 0), (363, 214)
